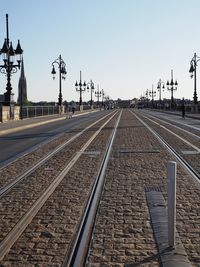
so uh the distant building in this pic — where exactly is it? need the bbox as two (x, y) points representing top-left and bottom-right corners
(17, 58), (27, 105)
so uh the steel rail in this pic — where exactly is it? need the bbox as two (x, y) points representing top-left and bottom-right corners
(0, 111), (118, 261)
(0, 131), (65, 169)
(132, 111), (200, 184)
(64, 110), (122, 267)
(139, 113), (200, 153)
(138, 111), (200, 139)
(140, 110), (200, 131)
(0, 111), (115, 198)
(0, 112), (101, 169)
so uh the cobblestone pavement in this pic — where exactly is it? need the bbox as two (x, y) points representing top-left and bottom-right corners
(87, 109), (200, 267)
(0, 109), (200, 266)
(0, 131), (95, 241)
(136, 111), (200, 175)
(0, 113), (118, 266)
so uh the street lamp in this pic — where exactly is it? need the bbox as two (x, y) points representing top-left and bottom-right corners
(95, 85), (101, 108)
(75, 70), (86, 111)
(87, 80), (95, 108)
(0, 14), (23, 106)
(51, 55), (67, 113)
(166, 69), (178, 110)
(189, 52), (199, 104)
(145, 89), (149, 108)
(157, 79), (165, 107)
(101, 89), (105, 107)
(149, 85), (156, 108)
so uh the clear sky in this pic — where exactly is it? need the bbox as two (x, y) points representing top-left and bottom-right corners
(1, 0), (200, 103)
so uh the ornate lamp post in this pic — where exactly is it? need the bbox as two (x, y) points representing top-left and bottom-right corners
(149, 85), (156, 108)
(145, 89), (149, 108)
(75, 70), (86, 111)
(101, 89), (104, 107)
(157, 79), (165, 108)
(166, 69), (178, 110)
(87, 80), (94, 108)
(189, 52), (199, 105)
(95, 85), (101, 108)
(0, 14), (23, 106)
(51, 55), (67, 113)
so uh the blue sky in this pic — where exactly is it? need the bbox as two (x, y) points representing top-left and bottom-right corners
(1, 0), (200, 103)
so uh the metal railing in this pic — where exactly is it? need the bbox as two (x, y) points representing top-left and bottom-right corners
(21, 105), (95, 119)
(21, 106), (60, 119)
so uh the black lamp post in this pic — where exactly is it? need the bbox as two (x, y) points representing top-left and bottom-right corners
(166, 69), (178, 110)
(87, 80), (94, 108)
(101, 89), (104, 107)
(51, 55), (67, 109)
(149, 85), (156, 108)
(0, 14), (23, 106)
(75, 70), (86, 109)
(95, 85), (102, 108)
(145, 89), (149, 108)
(189, 52), (199, 104)
(157, 79), (165, 107)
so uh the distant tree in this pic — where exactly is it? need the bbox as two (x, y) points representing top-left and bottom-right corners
(23, 99), (32, 106)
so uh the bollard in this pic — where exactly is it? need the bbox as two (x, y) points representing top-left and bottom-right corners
(167, 161), (177, 248)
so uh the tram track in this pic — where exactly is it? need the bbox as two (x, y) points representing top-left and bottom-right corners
(84, 109), (200, 266)
(0, 110), (119, 264)
(0, 111), (115, 197)
(0, 111), (118, 244)
(0, 112), (112, 188)
(138, 112), (200, 153)
(138, 110), (200, 140)
(65, 110), (122, 267)
(1, 109), (199, 266)
(132, 111), (200, 184)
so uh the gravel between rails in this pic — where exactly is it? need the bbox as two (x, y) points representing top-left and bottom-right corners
(0, 113), (119, 266)
(87, 109), (200, 267)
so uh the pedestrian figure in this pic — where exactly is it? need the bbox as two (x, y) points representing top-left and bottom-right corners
(181, 97), (185, 119)
(67, 105), (72, 119)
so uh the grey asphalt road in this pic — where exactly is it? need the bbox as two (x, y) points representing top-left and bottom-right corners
(0, 111), (109, 167)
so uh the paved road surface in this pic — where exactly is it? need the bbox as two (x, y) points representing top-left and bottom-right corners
(0, 110), (107, 166)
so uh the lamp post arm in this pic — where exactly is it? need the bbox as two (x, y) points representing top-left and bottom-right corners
(52, 58), (60, 67)
(52, 55), (66, 68)
(190, 53), (200, 68)
(0, 67), (7, 74)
